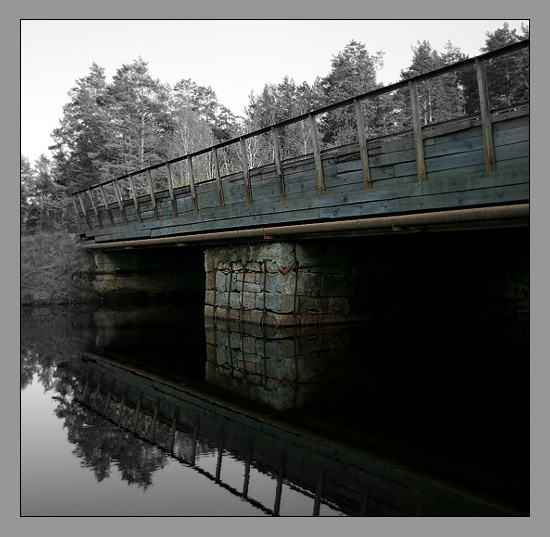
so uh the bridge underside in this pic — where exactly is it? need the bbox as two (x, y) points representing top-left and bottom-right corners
(92, 225), (529, 326)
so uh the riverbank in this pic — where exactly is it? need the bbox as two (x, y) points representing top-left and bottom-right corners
(21, 231), (100, 306)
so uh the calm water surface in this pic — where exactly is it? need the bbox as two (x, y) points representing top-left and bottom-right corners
(20, 303), (529, 516)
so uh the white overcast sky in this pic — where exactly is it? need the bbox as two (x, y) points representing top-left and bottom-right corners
(20, 19), (529, 164)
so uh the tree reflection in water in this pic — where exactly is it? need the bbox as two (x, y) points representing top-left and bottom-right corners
(21, 307), (172, 492)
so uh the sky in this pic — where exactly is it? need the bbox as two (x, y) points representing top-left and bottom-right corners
(20, 19), (529, 164)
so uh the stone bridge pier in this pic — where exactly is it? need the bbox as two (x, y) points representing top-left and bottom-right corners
(204, 241), (363, 326)
(91, 228), (529, 324)
(204, 228), (529, 326)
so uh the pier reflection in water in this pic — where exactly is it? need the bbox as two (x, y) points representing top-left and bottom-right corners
(20, 304), (529, 516)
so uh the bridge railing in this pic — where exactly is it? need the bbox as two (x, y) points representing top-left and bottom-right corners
(71, 39), (529, 230)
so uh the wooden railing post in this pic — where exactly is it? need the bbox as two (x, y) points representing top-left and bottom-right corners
(187, 156), (199, 214)
(475, 57), (496, 172)
(242, 438), (253, 498)
(129, 175), (142, 223)
(87, 188), (103, 227)
(240, 137), (253, 206)
(146, 170), (159, 220)
(212, 147), (225, 210)
(308, 113), (326, 195)
(271, 126), (286, 201)
(98, 183), (115, 225)
(409, 80), (427, 182)
(71, 195), (85, 230)
(77, 192), (92, 229)
(354, 98), (373, 189)
(112, 178), (128, 224)
(165, 163), (178, 218)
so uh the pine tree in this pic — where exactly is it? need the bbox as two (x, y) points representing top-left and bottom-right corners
(318, 40), (384, 146)
(50, 63), (110, 191)
(482, 22), (529, 110)
(103, 58), (175, 179)
(21, 155), (34, 229)
(24, 155), (66, 233)
(400, 40), (465, 126)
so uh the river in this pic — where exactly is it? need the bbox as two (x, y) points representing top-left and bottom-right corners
(20, 303), (529, 516)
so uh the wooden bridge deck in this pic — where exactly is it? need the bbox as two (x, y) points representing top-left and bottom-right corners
(73, 42), (529, 248)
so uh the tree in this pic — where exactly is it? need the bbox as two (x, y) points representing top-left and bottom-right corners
(460, 23), (529, 115)
(244, 76), (321, 165)
(50, 63), (111, 191)
(24, 155), (66, 233)
(102, 58), (175, 180)
(318, 40), (384, 145)
(172, 78), (237, 142)
(482, 22), (529, 110)
(399, 40), (465, 126)
(21, 155), (34, 228)
(168, 78), (238, 183)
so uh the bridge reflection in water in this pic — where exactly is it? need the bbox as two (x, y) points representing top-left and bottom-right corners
(21, 305), (528, 516)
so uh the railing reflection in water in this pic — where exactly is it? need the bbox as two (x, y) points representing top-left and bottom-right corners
(73, 357), (348, 516)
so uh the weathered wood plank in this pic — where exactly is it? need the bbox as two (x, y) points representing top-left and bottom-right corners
(77, 192), (93, 229)
(354, 98), (373, 189)
(409, 80), (427, 182)
(476, 58), (496, 172)
(271, 126), (287, 201)
(187, 156), (199, 214)
(165, 163), (178, 218)
(309, 114), (326, 195)
(212, 147), (226, 210)
(129, 176), (143, 224)
(494, 140), (529, 162)
(240, 138), (253, 206)
(147, 170), (159, 220)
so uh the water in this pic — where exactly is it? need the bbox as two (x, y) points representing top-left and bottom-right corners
(20, 304), (529, 516)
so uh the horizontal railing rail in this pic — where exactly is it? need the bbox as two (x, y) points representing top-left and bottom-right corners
(71, 39), (529, 231)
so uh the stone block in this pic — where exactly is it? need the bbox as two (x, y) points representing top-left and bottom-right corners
(215, 271), (229, 292)
(265, 292), (296, 314)
(242, 336), (257, 354)
(264, 260), (279, 274)
(299, 314), (320, 326)
(265, 272), (296, 294)
(216, 344), (229, 364)
(204, 250), (218, 272)
(205, 271), (216, 290)
(240, 310), (264, 325)
(217, 291), (229, 306)
(243, 281), (261, 294)
(231, 260), (244, 272)
(298, 296), (349, 315)
(229, 331), (242, 350)
(205, 289), (216, 306)
(297, 272), (351, 297)
(243, 261), (260, 272)
(258, 242), (295, 268)
(264, 339), (296, 360)
(230, 291), (242, 309)
(264, 356), (295, 378)
(265, 312), (299, 327)
(242, 291), (257, 310)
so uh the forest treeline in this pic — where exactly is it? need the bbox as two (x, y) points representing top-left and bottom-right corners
(21, 23), (528, 236)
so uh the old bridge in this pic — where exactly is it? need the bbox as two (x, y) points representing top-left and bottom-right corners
(72, 40), (529, 325)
